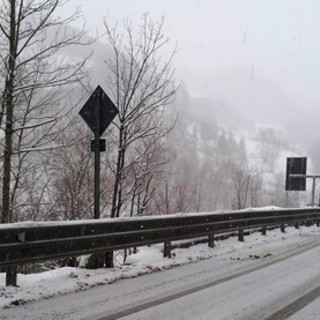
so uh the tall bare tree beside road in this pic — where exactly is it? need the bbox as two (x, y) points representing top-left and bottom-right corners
(0, 0), (90, 223)
(104, 14), (178, 219)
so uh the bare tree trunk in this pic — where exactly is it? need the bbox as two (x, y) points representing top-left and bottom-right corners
(1, 0), (17, 223)
(165, 180), (170, 214)
(111, 128), (125, 218)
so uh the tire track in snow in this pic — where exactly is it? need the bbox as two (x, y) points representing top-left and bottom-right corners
(265, 285), (320, 320)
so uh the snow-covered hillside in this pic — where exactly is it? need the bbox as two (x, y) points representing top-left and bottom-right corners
(162, 89), (309, 213)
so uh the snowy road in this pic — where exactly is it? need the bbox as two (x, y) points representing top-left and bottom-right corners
(1, 229), (320, 320)
(109, 241), (320, 320)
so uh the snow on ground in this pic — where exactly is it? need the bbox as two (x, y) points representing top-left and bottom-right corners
(1, 225), (320, 310)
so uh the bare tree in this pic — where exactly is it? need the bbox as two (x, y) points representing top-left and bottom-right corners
(103, 14), (178, 218)
(48, 121), (92, 220)
(0, 0), (91, 223)
(129, 137), (171, 216)
(231, 165), (252, 210)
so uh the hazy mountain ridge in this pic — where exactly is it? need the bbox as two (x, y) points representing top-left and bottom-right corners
(166, 88), (308, 211)
(188, 65), (303, 127)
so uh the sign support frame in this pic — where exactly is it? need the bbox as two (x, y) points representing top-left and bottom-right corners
(289, 174), (320, 207)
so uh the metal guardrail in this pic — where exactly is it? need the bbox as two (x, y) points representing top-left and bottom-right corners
(1, 208), (320, 270)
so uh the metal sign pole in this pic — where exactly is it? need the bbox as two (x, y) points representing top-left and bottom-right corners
(94, 91), (101, 220)
(311, 177), (316, 207)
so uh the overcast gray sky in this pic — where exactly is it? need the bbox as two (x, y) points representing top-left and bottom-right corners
(64, 0), (320, 117)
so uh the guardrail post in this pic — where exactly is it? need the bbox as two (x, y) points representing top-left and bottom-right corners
(163, 241), (171, 258)
(295, 222), (299, 229)
(280, 223), (285, 233)
(208, 234), (215, 248)
(105, 252), (114, 268)
(6, 267), (17, 287)
(238, 229), (244, 242)
(261, 226), (267, 236)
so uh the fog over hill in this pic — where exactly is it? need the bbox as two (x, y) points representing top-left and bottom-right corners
(43, 34), (315, 212)
(59, 0), (320, 173)
(181, 64), (320, 168)
(187, 66), (299, 125)
(59, 27), (316, 167)
(60, 34), (316, 174)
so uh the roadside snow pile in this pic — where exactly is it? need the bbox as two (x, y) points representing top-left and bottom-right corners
(1, 225), (320, 309)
